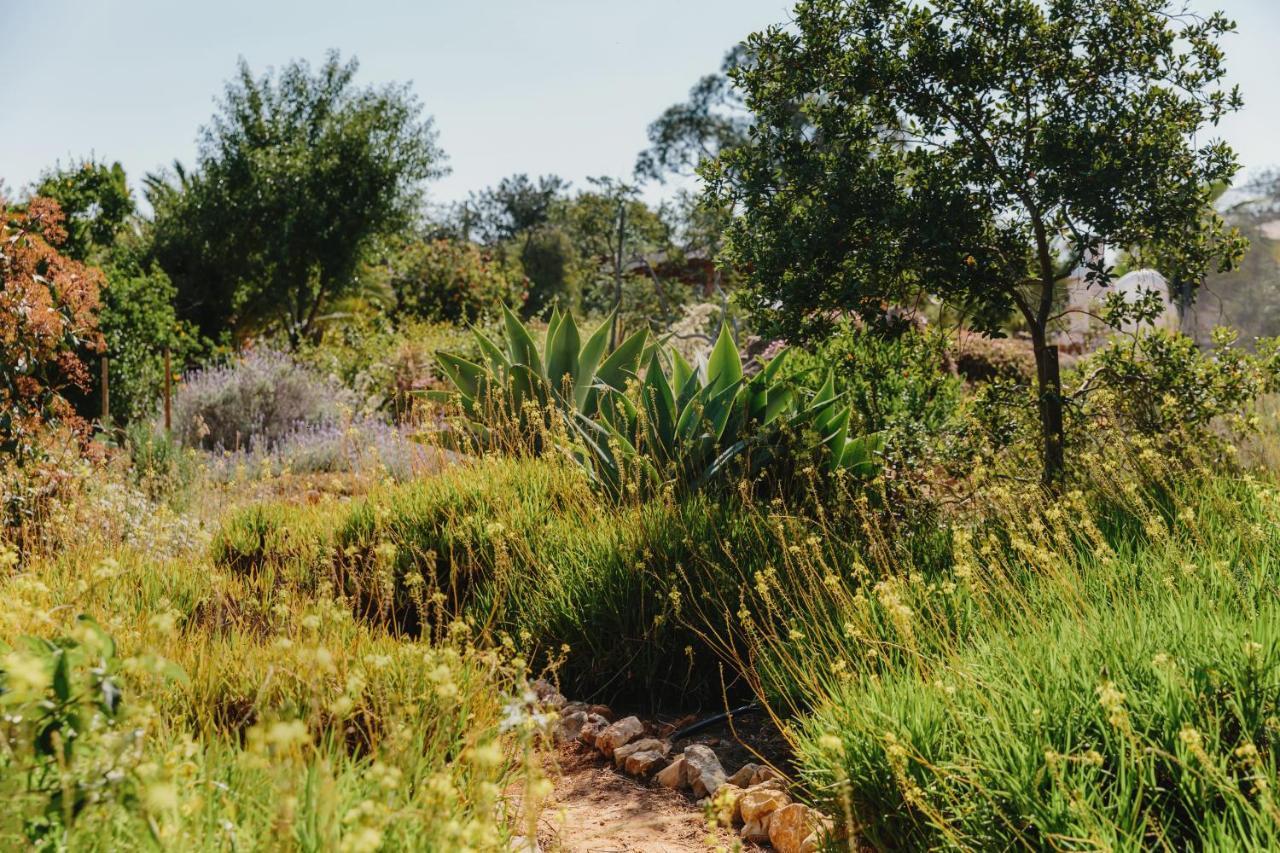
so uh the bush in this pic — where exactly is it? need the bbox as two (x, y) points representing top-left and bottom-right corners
(786, 320), (963, 437)
(0, 198), (104, 461)
(172, 349), (354, 452)
(387, 238), (525, 324)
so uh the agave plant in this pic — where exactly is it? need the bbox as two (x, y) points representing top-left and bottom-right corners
(574, 324), (884, 497)
(426, 305), (649, 451)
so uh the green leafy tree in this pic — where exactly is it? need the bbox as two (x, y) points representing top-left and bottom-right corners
(707, 0), (1245, 484)
(635, 46), (751, 183)
(147, 51), (445, 346)
(33, 160), (196, 424)
(33, 160), (132, 261)
(384, 237), (525, 324)
(464, 173), (570, 244)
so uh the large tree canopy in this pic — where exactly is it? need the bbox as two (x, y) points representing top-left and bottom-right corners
(148, 51), (445, 345)
(707, 0), (1245, 482)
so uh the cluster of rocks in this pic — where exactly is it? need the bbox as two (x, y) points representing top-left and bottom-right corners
(537, 682), (834, 853)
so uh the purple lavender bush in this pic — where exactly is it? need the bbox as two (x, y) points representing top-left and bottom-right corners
(172, 349), (355, 452)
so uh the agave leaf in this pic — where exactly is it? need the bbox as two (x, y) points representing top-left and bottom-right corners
(436, 352), (487, 401)
(675, 383), (716, 442)
(671, 348), (694, 397)
(502, 304), (544, 377)
(821, 406), (852, 471)
(706, 324), (743, 396)
(702, 379), (744, 441)
(574, 312), (614, 412)
(471, 327), (510, 375)
(597, 327), (649, 390)
(763, 387), (794, 424)
(642, 351), (677, 451)
(545, 309), (581, 398)
(697, 438), (750, 491)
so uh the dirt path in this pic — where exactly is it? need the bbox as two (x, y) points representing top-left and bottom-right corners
(533, 745), (736, 852)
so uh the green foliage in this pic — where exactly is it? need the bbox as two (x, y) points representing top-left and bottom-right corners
(33, 160), (133, 262)
(146, 51), (445, 345)
(786, 320), (962, 437)
(1080, 327), (1280, 446)
(99, 254), (202, 425)
(0, 618), (140, 849)
(429, 305), (648, 451)
(790, 469), (1280, 850)
(577, 324), (884, 498)
(386, 238), (525, 325)
(708, 0), (1246, 482)
(516, 226), (582, 317)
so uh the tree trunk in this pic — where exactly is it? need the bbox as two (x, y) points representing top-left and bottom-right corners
(1031, 330), (1065, 487)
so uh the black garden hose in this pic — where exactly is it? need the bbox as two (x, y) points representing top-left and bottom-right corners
(669, 702), (760, 742)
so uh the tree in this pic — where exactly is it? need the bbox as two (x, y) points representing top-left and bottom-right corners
(34, 159), (132, 262)
(635, 46), (752, 183)
(707, 0), (1245, 484)
(383, 237), (525, 324)
(464, 173), (570, 244)
(147, 51), (445, 346)
(34, 159), (197, 424)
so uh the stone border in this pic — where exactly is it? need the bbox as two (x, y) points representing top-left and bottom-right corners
(536, 681), (835, 853)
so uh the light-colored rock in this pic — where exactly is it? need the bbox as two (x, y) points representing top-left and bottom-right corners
(751, 765), (784, 786)
(561, 701), (588, 716)
(577, 713), (610, 747)
(739, 786), (790, 823)
(708, 783), (744, 826)
(596, 716), (644, 758)
(543, 691), (567, 710)
(624, 749), (668, 778)
(769, 803), (817, 853)
(655, 754), (688, 789)
(798, 830), (823, 853)
(508, 834), (540, 852)
(684, 744), (727, 798)
(740, 814), (772, 844)
(587, 703), (615, 722)
(613, 737), (669, 768)
(554, 710), (588, 744)
(530, 679), (557, 700)
(726, 763), (765, 788)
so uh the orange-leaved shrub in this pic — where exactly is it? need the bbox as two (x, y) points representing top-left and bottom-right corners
(1, 197), (104, 460)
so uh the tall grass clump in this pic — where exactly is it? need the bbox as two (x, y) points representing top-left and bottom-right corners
(725, 439), (1280, 849)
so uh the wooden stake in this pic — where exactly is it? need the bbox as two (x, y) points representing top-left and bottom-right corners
(100, 355), (109, 424)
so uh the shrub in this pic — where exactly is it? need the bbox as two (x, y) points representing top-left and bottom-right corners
(0, 198), (104, 461)
(171, 349), (354, 451)
(786, 319), (962, 437)
(388, 238), (526, 324)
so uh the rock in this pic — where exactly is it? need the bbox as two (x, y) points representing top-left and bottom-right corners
(587, 704), (615, 722)
(578, 713), (610, 747)
(530, 679), (557, 700)
(508, 835), (540, 853)
(799, 830), (824, 853)
(596, 716), (644, 758)
(740, 814), (772, 844)
(561, 701), (588, 716)
(655, 755), (688, 789)
(543, 691), (567, 710)
(624, 749), (668, 778)
(709, 783), (745, 826)
(726, 763), (765, 788)
(554, 710), (588, 744)
(751, 765), (784, 786)
(684, 744), (727, 798)
(739, 786), (790, 823)
(613, 738), (669, 768)
(769, 803), (817, 853)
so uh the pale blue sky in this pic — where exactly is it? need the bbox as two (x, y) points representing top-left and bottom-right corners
(3, 0), (1278, 207)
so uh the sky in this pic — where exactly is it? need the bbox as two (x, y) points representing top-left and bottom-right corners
(3, 0), (1278, 209)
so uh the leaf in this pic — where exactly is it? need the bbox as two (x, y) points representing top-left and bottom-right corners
(546, 309), (581, 397)
(574, 312), (614, 411)
(502, 303), (544, 377)
(435, 352), (487, 401)
(706, 324), (743, 396)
